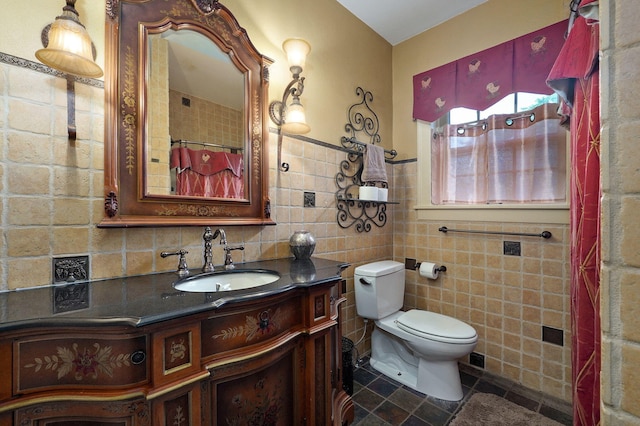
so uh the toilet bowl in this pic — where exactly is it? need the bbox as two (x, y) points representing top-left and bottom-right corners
(354, 260), (478, 401)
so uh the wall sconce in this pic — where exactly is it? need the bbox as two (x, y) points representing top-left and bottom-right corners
(35, 0), (103, 140)
(269, 38), (311, 172)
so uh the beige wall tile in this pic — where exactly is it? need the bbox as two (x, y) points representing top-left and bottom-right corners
(621, 343), (640, 418)
(52, 198), (90, 225)
(125, 251), (155, 276)
(8, 98), (51, 134)
(7, 197), (51, 225)
(53, 167), (90, 197)
(620, 270), (640, 342)
(52, 227), (90, 255)
(8, 67), (52, 103)
(7, 257), (51, 289)
(91, 252), (125, 280)
(620, 197), (640, 267)
(6, 227), (49, 257)
(7, 164), (49, 194)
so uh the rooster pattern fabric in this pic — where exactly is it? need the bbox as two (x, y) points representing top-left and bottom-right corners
(413, 20), (567, 122)
(171, 147), (244, 198)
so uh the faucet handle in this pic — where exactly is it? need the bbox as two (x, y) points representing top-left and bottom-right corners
(223, 245), (244, 270)
(161, 249), (189, 277)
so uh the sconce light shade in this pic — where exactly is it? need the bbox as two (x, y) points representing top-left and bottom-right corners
(282, 38), (311, 71)
(282, 97), (310, 135)
(35, 0), (103, 78)
(271, 38), (311, 170)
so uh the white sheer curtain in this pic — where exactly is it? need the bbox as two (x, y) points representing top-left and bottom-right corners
(431, 103), (566, 205)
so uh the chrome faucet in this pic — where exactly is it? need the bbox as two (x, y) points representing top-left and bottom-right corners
(212, 228), (244, 270)
(212, 227), (227, 246)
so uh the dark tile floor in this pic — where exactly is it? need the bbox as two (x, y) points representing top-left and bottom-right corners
(349, 357), (573, 425)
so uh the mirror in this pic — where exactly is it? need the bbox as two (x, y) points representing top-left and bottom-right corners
(100, 0), (274, 227)
(147, 29), (246, 198)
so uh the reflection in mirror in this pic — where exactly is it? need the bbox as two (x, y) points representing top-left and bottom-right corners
(146, 29), (246, 199)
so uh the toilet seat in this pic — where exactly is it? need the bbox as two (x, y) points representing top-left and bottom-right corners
(396, 310), (477, 344)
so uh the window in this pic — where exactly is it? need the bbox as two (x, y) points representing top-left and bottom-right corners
(416, 93), (569, 224)
(448, 92), (558, 124)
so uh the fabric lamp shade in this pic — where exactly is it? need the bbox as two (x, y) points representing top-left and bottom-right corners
(36, 4), (103, 78)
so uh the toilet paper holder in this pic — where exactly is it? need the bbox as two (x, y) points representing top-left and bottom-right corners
(404, 258), (446, 272)
(416, 262), (446, 272)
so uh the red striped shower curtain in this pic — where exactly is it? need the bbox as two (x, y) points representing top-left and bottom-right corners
(547, 8), (601, 426)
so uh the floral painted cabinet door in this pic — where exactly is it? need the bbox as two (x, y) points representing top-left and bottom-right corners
(16, 333), (148, 393)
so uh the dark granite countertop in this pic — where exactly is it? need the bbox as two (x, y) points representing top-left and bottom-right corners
(0, 257), (349, 332)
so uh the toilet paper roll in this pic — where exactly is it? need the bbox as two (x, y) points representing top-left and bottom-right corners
(419, 262), (440, 280)
(359, 186), (378, 201)
(378, 188), (388, 202)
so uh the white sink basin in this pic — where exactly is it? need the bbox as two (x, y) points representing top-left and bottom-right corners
(173, 270), (280, 292)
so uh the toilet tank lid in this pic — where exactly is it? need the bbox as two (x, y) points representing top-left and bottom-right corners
(354, 260), (404, 277)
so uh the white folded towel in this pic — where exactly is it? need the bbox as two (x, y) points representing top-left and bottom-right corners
(361, 144), (388, 184)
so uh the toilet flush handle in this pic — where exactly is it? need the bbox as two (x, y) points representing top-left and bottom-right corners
(359, 278), (372, 286)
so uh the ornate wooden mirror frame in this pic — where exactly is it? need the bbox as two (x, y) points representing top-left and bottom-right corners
(100, 0), (274, 227)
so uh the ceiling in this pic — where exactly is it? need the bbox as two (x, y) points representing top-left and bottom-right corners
(336, 0), (488, 45)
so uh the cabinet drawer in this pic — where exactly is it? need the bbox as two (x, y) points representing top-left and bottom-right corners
(152, 322), (202, 386)
(15, 333), (148, 394)
(201, 296), (302, 359)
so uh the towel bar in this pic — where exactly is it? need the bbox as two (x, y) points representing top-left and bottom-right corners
(438, 226), (552, 239)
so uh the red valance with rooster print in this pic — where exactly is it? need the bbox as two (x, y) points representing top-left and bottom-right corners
(413, 20), (567, 122)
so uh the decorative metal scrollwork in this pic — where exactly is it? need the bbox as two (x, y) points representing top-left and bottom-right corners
(335, 87), (396, 232)
(336, 198), (389, 232)
(343, 87), (381, 146)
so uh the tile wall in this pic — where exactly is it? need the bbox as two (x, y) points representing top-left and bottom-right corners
(390, 161), (572, 402)
(147, 36), (171, 195)
(168, 89), (243, 149)
(600, 1), (640, 423)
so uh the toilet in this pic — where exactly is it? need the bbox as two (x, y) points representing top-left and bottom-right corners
(354, 260), (477, 401)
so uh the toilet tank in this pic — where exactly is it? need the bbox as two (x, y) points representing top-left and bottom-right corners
(354, 260), (405, 319)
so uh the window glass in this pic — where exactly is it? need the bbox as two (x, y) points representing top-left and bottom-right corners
(518, 92), (558, 111)
(449, 108), (478, 125)
(429, 94), (567, 208)
(449, 92), (559, 125)
(480, 94), (515, 119)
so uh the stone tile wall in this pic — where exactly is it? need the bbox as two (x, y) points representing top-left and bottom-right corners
(391, 161), (572, 402)
(600, 1), (640, 424)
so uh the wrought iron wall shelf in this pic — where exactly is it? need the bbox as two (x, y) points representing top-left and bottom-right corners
(335, 87), (397, 233)
(337, 196), (399, 204)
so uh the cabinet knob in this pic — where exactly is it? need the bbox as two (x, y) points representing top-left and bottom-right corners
(131, 350), (146, 365)
(259, 310), (270, 330)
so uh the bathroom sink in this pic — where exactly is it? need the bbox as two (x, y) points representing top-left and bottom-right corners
(173, 270), (280, 292)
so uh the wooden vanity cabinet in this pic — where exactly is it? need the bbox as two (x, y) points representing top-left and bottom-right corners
(1, 279), (353, 425)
